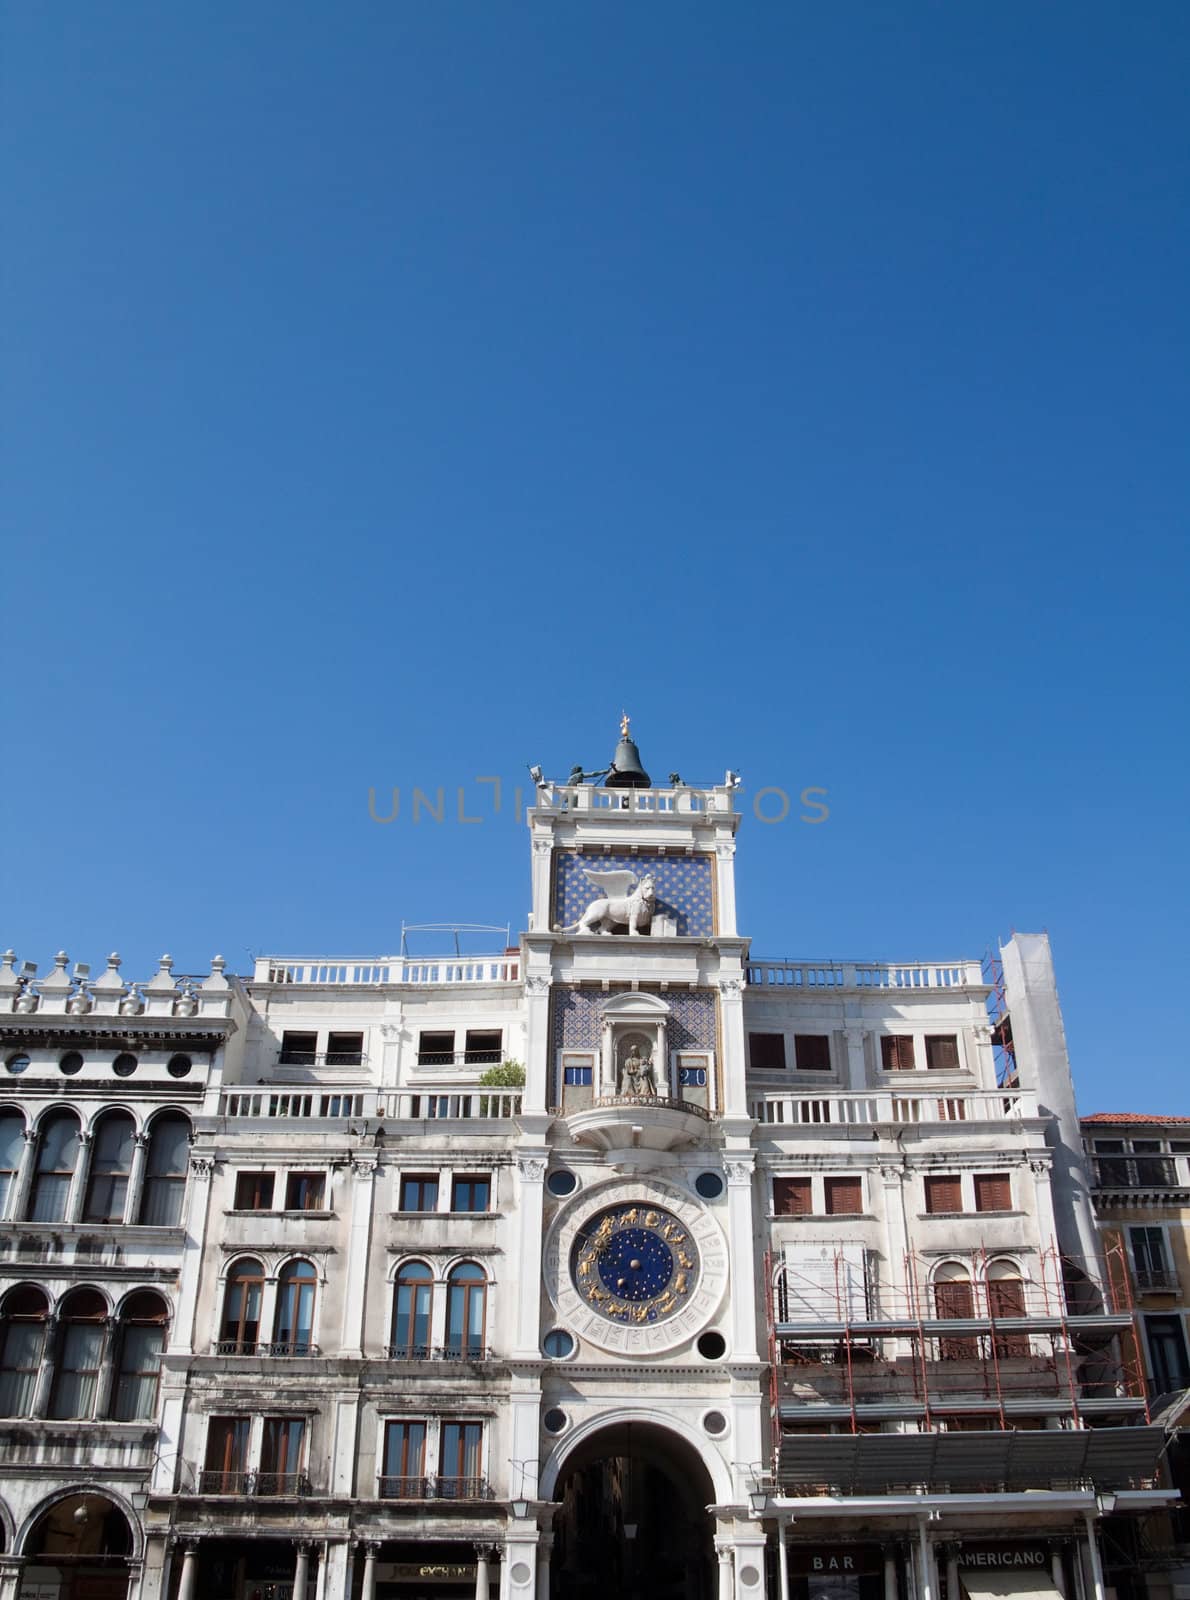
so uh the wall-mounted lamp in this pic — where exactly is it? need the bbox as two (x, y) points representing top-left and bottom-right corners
(749, 1488), (769, 1515)
(511, 1498), (530, 1520)
(1096, 1493), (1118, 1517)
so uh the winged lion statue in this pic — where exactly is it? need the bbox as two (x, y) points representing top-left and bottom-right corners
(556, 869), (656, 936)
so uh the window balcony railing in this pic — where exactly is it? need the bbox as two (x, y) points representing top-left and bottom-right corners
(199, 1470), (311, 1496)
(378, 1475), (493, 1501)
(1093, 1158), (1181, 1190)
(416, 1051), (503, 1068)
(212, 1340), (320, 1358)
(385, 1344), (492, 1362)
(1134, 1265), (1180, 1291)
(278, 1050), (367, 1068)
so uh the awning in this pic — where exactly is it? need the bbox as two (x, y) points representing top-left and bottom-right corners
(777, 1426), (1167, 1495)
(961, 1571), (1061, 1600)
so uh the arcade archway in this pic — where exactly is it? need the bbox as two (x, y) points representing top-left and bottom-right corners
(20, 1493), (134, 1600)
(550, 1422), (715, 1600)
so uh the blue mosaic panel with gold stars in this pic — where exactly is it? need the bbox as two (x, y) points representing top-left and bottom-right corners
(553, 851), (714, 937)
(550, 985), (717, 1103)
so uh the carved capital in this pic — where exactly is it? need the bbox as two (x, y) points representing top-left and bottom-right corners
(76, 1132), (92, 1149)
(879, 1162), (906, 1183)
(971, 1022), (993, 1042)
(518, 1158), (547, 1182)
(533, 840), (552, 856)
(133, 1132), (151, 1149)
(725, 1159), (753, 1184)
(351, 1157), (379, 1178)
(714, 843), (734, 860)
(380, 1023), (400, 1039)
(1028, 1157), (1051, 1177)
(525, 976), (552, 997)
(716, 979), (742, 998)
(189, 1156), (213, 1178)
(843, 1026), (867, 1046)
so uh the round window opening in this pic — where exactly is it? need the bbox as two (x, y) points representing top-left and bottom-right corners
(697, 1331), (726, 1360)
(59, 1051), (84, 1076)
(509, 1564), (532, 1587)
(546, 1170), (578, 1198)
(167, 1054), (193, 1079)
(112, 1052), (137, 1078)
(543, 1407), (568, 1434)
(702, 1410), (728, 1436)
(738, 1567), (761, 1590)
(5, 1053), (31, 1076)
(695, 1171), (724, 1199)
(542, 1329), (575, 1359)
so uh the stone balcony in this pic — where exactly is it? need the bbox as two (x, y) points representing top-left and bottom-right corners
(565, 1092), (711, 1152)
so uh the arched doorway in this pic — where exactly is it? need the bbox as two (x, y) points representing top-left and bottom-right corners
(20, 1493), (133, 1600)
(550, 1422), (714, 1600)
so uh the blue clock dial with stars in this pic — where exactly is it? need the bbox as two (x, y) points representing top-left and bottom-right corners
(570, 1203), (700, 1325)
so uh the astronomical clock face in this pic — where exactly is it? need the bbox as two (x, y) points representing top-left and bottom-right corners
(570, 1203), (699, 1326)
(544, 1178), (728, 1357)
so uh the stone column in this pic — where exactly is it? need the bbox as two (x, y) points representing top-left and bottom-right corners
(92, 1317), (119, 1418)
(776, 1522), (790, 1600)
(882, 1548), (898, 1600)
(475, 1547), (491, 1600)
(714, 840), (738, 938)
(945, 1551), (959, 1600)
(724, 1155), (761, 1361)
(124, 1133), (151, 1225)
(715, 1543), (735, 1600)
(124, 1559), (145, 1600)
(716, 977), (748, 1118)
(313, 1542), (328, 1600)
(1051, 1551), (1066, 1598)
(522, 971), (552, 1116)
(30, 1315), (58, 1417)
(512, 1155), (548, 1356)
(879, 1161), (911, 1324)
(175, 1544), (199, 1600)
(1082, 1514), (1107, 1600)
(0, 1557), (26, 1600)
(293, 1543), (312, 1600)
(843, 1026), (868, 1092)
(340, 1157), (377, 1358)
(10, 1129), (39, 1220)
(913, 1521), (936, 1600)
(535, 1535), (552, 1600)
(65, 1131), (93, 1223)
(359, 1544), (379, 1600)
(168, 1156), (214, 1356)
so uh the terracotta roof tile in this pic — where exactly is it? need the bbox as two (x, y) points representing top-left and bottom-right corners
(1080, 1111), (1190, 1124)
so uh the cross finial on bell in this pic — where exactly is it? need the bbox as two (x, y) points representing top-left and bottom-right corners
(620, 710), (630, 739)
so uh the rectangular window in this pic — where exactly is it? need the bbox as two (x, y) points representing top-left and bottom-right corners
(749, 1033), (786, 1071)
(1132, 1227), (1173, 1289)
(233, 1172), (275, 1211)
(259, 1417), (306, 1493)
(794, 1035), (832, 1072)
(1093, 1140), (1125, 1153)
(1146, 1315), (1190, 1396)
(925, 1035), (961, 1071)
(881, 1035), (917, 1072)
(824, 1177), (862, 1216)
(974, 1173), (1012, 1213)
(925, 1175), (963, 1214)
(382, 1420), (428, 1496)
(464, 1029), (502, 1065)
(439, 1420), (484, 1493)
(418, 1030), (455, 1066)
(325, 1031), (364, 1067)
(284, 1172), (325, 1211)
(399, 1174), (439, 1212)
(452, 1175), (491, 1213)
(1132, 1139), (1161, 1153)
(563, 1059), (593, 1086)
(203, 1417), (251, 1493)
(279, 1030), (317, 1066)
(0, 1320), (43, 1417)
(774, 1177), (813, 1216)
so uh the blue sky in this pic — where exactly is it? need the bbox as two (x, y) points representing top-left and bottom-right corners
(2, 3), (1187, 1114)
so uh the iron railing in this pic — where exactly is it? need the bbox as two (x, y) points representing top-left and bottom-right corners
(377, 1476), (492, 1501)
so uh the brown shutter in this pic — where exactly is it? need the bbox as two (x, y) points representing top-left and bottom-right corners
(925, 1035), (960, 1070)
(774, 1177), (812, 1216)
(824, 1177), (863, 1215)
(974, 1173), (1012, 1212)
(881, 1035), (916, 1071)
(794, 1035), (832, 1072)
(925, 1175), (963, 1214)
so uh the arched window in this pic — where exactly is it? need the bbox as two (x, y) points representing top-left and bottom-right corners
(0, 1112), (24, 1219)
(0, 1286), (49, 1416)
(83, 1112), (136, 1224)
(391, 1262), (433, 1358)
(112, 1291), (168, 1421)
(445, 1262), (487, 1358)
(933, 1262), (977, 1361)
(220, 1259), (264, 1355)
(140, 1114), (189, 1226)
(987, 1259), (1029, 1358)
(49, 1288), (107, 1419)
(29, 1112), (80, 1223)
(273, 1260), (317, 1355)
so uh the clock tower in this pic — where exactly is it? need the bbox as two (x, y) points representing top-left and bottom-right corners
(505, 721), (766, 1598)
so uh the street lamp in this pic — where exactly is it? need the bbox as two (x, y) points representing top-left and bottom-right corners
(749, 1488), (769, 1515)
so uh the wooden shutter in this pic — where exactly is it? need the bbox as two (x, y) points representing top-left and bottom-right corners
(925, 1035), (960, 1070)
(925, 1175), (963, 1214)
(824, 1177), (862, 1215)
(974, 1173), (1011, 1212)
(774, 1177), (812, 1216)
(750, 1033), (787, 1070)
(794, 1035), (832, 1072)
(881, 1035), (916, 1071)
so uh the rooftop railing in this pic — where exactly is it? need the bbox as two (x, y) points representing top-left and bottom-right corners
(1093, 1157), (1184, 1190)
(747, 960), (986, 991)
(217, 1088), (522, 1122)
(255, 956), (520, 986)
(750, 1089), (1032, 1126)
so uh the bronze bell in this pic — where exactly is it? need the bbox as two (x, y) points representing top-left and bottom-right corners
(605, 713), (651, 789)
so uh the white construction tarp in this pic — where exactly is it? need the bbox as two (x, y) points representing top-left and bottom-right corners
(961, 1569), (1062, 1600)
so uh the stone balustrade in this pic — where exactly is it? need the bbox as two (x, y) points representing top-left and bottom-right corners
(0, 949), (233, 1018)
